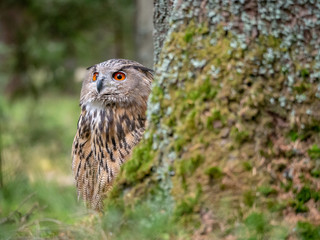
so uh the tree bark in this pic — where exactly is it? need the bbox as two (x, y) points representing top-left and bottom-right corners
(135, 0), (154, 68)
(119, 1), (320, 238)
(153, 0), (174, 64)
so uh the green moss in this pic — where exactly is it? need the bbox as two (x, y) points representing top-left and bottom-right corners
(237, 211), (289, 239)
(151, 85), (164, 101)
(174, 185), (201, 219)
(266, 199), (286, 212)
(300, 69), (310, 79)
(184, 30), (194, 43)
(122, 136), (155, 184)
(293, 201), (309, 213)
(198, 77), (218, 100)
(174, 198), (196, 217)
(185, 109), (198, 131)
(291, 186), (320, 213)
(293, 82), (311, 94)
(257, 185), (277, 197)
(244, 212), (269, 235)
(311, 169), (320, 178)
(178, 155), (205, 177)
(205, 166), (223, 180)
(243, 190), (256, 207)
(231, 127), (251, 144)
(296, 186), (312, 203)
(187, 77), (218, 102)
(206, 109), (224, 130)
(308, 145), (320, 160)
(174, 137), (187, 152)
(287, 130), (299, 142)
(296, 221), (320, 240)
(280, 180), (293, 192)
(242, 161), (253, 171)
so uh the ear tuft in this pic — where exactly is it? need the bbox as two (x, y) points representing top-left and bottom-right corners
(86, 65), (95, 70)
(133, 66), (154, 78)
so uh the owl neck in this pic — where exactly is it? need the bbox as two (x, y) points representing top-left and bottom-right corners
(81, 100), (147, 134)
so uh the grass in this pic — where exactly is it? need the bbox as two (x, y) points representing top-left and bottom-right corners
(0, 176), (86, 239)
(0, 94), (87, 239)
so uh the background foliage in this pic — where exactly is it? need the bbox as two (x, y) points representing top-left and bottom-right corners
(0, 0), (136, 97)
(1, 1), (320, 240)
(0, 0), (142, 238)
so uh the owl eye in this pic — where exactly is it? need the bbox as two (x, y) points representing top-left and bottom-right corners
(112, 71), (126, 81)
(92, 72), (99, 81)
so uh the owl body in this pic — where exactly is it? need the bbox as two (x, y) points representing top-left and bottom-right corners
(72, 59), (153, 211)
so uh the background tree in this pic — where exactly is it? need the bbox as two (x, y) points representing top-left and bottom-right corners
(135, 0), (154, 68)
(0, 0), (136, 98)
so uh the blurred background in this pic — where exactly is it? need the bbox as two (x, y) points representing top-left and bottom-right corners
(0, 0), (153, 238)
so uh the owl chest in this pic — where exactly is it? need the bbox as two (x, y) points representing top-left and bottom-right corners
(79, 108), (145, 163)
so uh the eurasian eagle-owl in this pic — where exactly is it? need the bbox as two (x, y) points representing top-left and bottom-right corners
(72, 59), (153, 211)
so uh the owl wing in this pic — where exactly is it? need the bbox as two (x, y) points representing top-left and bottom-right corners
(72, 114), (98, 207)
(73, 109), (146, 211)
(90, 114), (146, 210)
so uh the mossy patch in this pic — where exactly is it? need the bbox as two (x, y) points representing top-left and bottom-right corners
(296, 221), (320, 240)
(205, 166), (223, 180)
(308, 144), (320, 160)
(120, 135), (155, 185)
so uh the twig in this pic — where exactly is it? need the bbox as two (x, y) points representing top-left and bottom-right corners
(0, 193), (35, 224)
(0, 107), (3, 188)
(39, 218), (63, 225)
(17, 204), (47, 232)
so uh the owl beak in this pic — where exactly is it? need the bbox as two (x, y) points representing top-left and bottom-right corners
(96, 77), (104, 93)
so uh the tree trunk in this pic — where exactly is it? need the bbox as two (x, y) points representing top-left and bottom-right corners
(117, 1), (320, 239)
(153, 0), (174, 64)
(135, 0), (154, 68)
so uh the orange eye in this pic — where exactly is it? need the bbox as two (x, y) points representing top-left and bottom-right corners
(93, 72), (99, 81)
(112, 71), (126, 81)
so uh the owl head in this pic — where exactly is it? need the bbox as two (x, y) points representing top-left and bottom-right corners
(80, 59), (153, 108)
